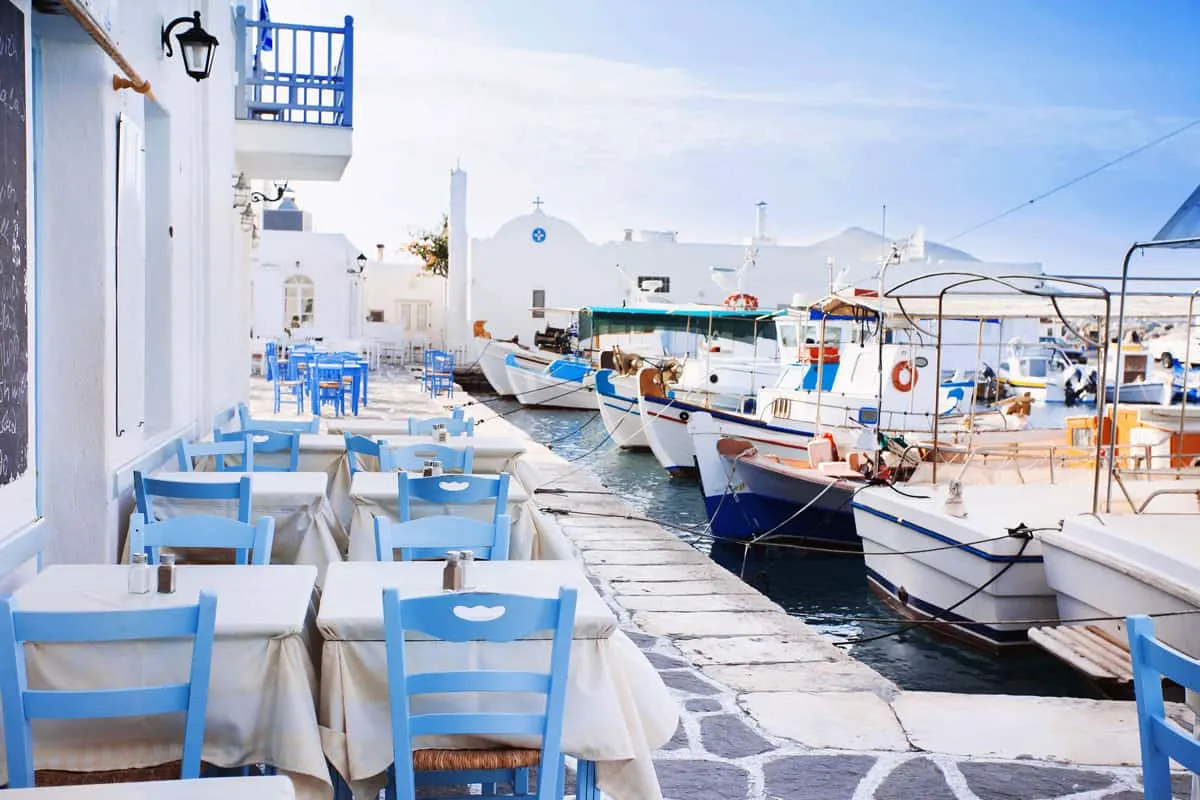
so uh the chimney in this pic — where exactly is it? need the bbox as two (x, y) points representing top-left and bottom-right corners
(754, 201), (767, 240)
(623, 228), (634, 242)
(376, 243), (385, 261)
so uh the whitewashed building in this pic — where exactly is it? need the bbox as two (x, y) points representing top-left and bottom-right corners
(362, 247), (448, 354)
(7, 0), (354, 570)
(445, 167), (1045, 352)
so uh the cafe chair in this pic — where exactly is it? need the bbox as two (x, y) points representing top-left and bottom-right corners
(176, 438), (254, 473)
(374, 514), (511, 562)
(1127, 615), (1200, 799)
(134, 473), (252, 525)
(398, 472), (510, 525)
(0, 592), (218, 787)
(407, 415), (475, 437)
(379, 444), (474, 474)
(129, 514), (275, 566)
(344, 433), (386, 476)
(216, 429), (300, 473)
(381, 587), (577, 800)
(238, 402), (319, 435)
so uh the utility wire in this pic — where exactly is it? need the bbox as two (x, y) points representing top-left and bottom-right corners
(946, 116), (1200, 243)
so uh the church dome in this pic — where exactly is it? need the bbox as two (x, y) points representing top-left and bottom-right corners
(491, 209), (590, 245)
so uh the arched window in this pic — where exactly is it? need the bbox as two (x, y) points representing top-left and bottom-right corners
(283, 275), (315, 329)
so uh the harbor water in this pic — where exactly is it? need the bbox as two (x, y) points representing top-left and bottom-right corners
(487, 397), (1099, 698)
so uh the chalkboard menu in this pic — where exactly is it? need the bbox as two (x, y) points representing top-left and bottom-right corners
(0, 0), (26, 487)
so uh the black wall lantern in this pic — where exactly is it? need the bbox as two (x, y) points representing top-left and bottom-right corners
(162, 11), (220, 81)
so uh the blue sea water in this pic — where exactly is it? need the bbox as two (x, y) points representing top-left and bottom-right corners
(488, 398), (1098, 697)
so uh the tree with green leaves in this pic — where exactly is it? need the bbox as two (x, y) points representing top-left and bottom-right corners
(408, 214), (449, 277)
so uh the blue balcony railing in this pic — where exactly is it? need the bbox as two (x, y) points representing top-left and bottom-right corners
(234, 7), (354, 127)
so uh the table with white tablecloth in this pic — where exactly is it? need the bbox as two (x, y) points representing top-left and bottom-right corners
(3, 777), (297, 799)
(132, 472), (347, 586)
(345, 471), (542, 561)
(316, 560), (676, 800)
(8, 566), (328, 800)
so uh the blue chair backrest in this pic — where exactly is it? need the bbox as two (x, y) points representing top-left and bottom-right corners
(398, 472), (510, 524)
(134, 472), (252, 525)
(129, 514), (274, 566)
(175, 437), (254, 473)
(382, 587), (576, 800)
(1127, 615), (1200, 798)
(238, 403), (319, 434)
(379, 443), (474, 474)
(345, 433), (385, 475)
(216, 429), (300, 472)
(374, 514), (511, 561)
(0, 592), (218, 787)
(407, 416), (475, 436)
(546, 359), (589, 382)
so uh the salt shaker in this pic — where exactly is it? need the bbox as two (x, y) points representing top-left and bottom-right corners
(460, 550), (474, 589)
(128, 552), (151, 595)
(442, 551), (461, 591)
(437, 426), (449, 443)
(157, 553), (177, 594)
(431, 424), (444, 443)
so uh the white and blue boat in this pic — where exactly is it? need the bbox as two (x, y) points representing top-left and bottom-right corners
(504, 353), (597, 409)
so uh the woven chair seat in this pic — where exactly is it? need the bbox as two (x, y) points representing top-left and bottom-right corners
(318, 381), (341, 389)
(35, 760), (220, 786)
(412, 748), (541, 772)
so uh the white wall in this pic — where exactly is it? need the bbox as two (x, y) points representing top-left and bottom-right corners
(251, 230), (360, 342)
(35, 0), (247, 565)
(362, 257), (447, 349)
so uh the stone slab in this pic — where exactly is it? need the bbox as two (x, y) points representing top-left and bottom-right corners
(589, 564), (732, 583)
(957, 762), (1114, 800)
(633, 610), (804, 638)
(581, 549), (712, 566)
(763, 755), (877, 800)
(674, 635), (847, 666)
(653, 759), (749, 800)
(875, 757), (956, 800)
(617, 592), (782, 613)
(742, 691), (910, 751)
(892, 692), (1194, 766)
(612, 580), (761, 597)
(574, 539), (697, 552)
(699, 713), (775, 758)
(703, 660), (898, 699)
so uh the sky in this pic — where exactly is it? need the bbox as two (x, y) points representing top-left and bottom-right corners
(271, 0), (1200, 275)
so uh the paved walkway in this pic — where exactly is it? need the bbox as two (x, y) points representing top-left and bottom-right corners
(249, 366), (1180, 799)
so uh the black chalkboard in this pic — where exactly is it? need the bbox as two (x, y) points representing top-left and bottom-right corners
(0, 0), (27, 486)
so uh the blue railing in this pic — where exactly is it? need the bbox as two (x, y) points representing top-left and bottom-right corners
(234, 7), (354, 127)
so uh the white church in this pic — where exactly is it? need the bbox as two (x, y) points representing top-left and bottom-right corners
(441, 167), (1046, 352)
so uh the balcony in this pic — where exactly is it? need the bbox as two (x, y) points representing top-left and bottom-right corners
(233, 8), (354, 181)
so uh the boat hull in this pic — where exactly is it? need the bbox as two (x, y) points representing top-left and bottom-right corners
(505, 362), (597, 410)
(477, 340), (555, 396)
(638, 393), (701, 474)
(594, 369), (649, 449)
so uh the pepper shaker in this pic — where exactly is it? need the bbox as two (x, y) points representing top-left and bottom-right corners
(157, 553), (177, 594)
(128, 552), (151, 594)
(460, 550), (474, 589)
(442, 551), (461, 592)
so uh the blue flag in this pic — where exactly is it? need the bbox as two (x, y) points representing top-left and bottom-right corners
(258, 0), (273, 51)
(1152, 184), (1200, 246)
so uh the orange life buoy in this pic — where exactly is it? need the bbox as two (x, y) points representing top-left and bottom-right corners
(892, 360), (917, 392)
(723, 293), (759, 311)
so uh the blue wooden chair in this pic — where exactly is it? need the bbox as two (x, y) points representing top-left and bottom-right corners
(345, 433), (386, 475)
(381, 587), (577, 800)
(129, 514), (275, 566)
(176, 438), (254, 473)
(374, 514), (511, 562)
(216, 429), (300, 472)
(0, 592), (219, 788)
(238, 402), (319, 434)
(134, 472), (252, 525)
(407, 415), (475, 437)
(313, 361), (351, 417)
(380, 443), (475, 474)
(274, 369), (307, 416)
(425, 351), (456, 399)
(1127, 615), (1200, 799)
(398, 472), (510, 525)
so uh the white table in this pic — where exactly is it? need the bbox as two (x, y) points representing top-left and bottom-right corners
(138, 472), (347, 586)
(347, 472), (538, 562)
(2, 776), (297, 799)
(317, 561), (676, 800)
(8, 566), (328, 800)
(321, 429), (527, 473)
(294, 434), (527, 528)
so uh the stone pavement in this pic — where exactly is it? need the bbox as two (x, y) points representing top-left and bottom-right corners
(248, 367), (1184, 799)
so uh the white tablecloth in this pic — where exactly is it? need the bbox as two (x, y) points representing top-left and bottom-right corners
(2, 776), (297, 799)
(346, 472), (536, 561)
(317, 561), (676, 800)
(7, 566), (328, 800)
(319, 429), (527, 474)
(136, 472), (347, 586)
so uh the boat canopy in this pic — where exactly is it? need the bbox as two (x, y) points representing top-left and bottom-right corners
(578, 305), (783, 343)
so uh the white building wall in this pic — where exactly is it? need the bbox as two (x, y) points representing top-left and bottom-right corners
(35, 0), (247, 565)
(251, 230), (359, 342)
(362, 257), (447, 350)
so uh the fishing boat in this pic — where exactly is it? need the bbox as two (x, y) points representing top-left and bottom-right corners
(996, 339), (1097, 404)
(477, 339), (558, 396)
(503, 354), (597, 409)
(1102, 343), (1170, 405)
